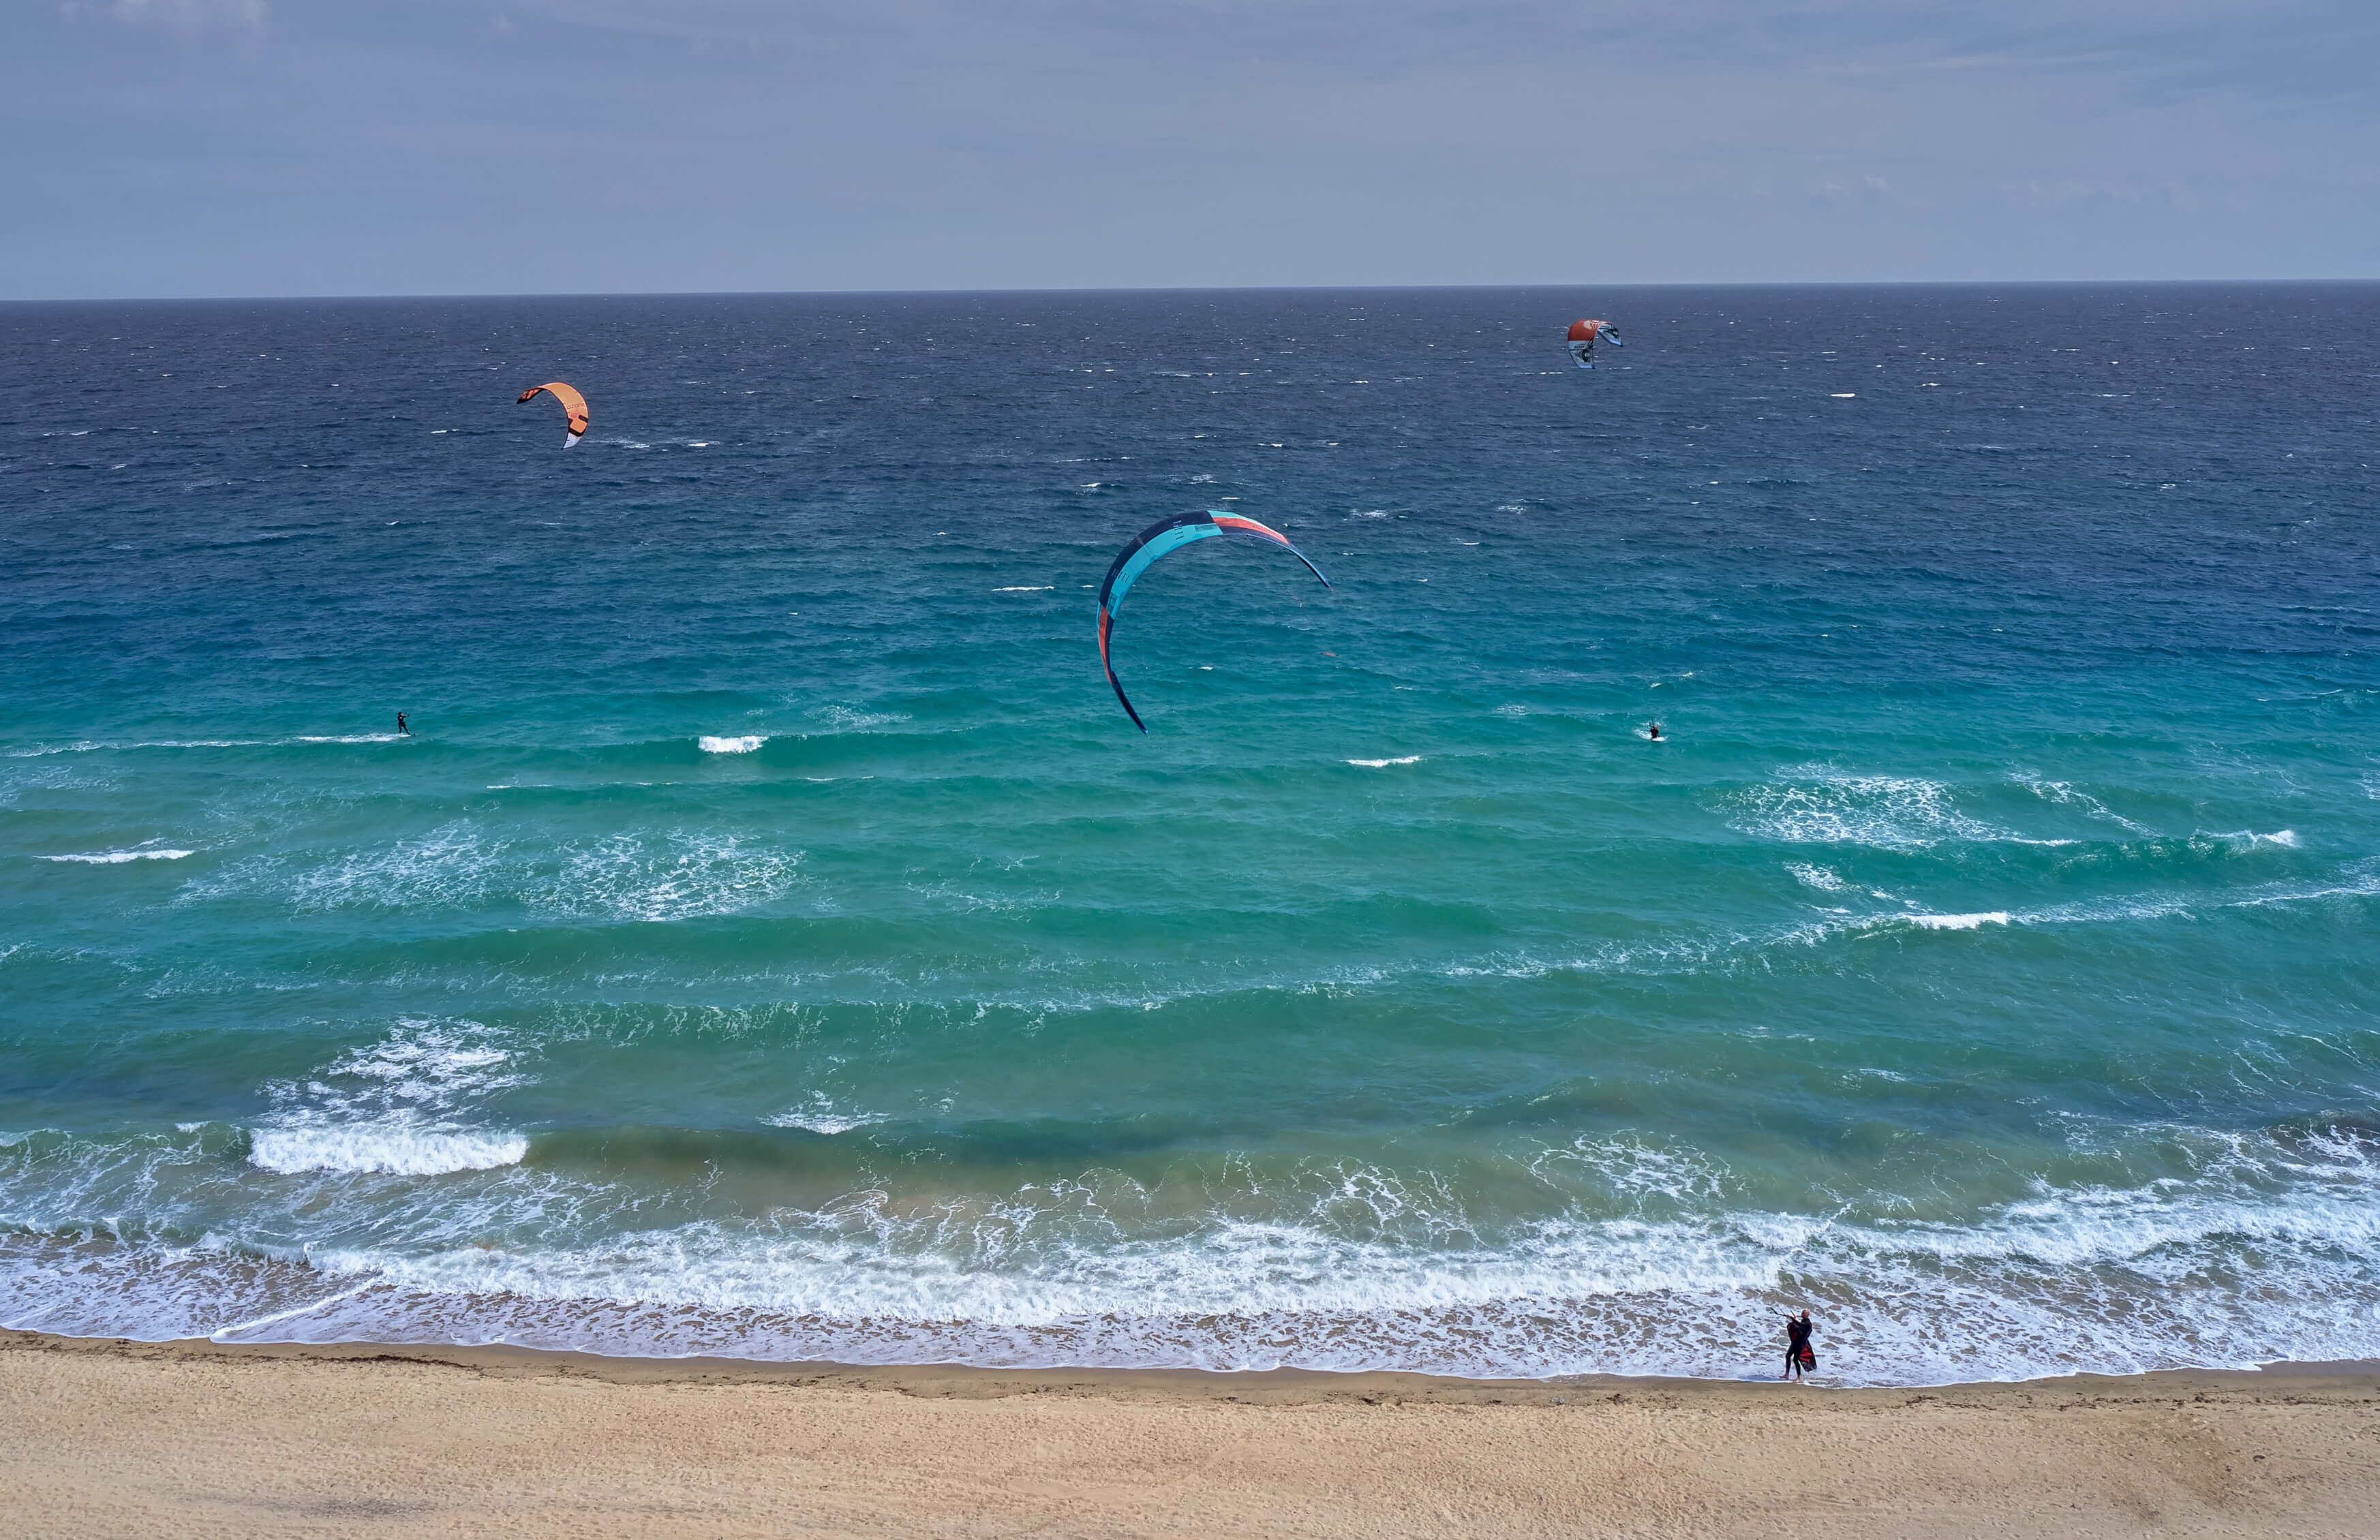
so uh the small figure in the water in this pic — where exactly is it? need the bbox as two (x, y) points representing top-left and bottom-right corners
(1646, 722), (1662, 741)
(396, 712), (410, 737)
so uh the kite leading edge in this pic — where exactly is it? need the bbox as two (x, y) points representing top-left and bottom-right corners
(517, 382), (590, 446)
(1097, 510), (1331, 733)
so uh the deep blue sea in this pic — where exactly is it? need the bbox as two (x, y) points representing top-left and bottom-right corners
(3, 284), (2377, 1386)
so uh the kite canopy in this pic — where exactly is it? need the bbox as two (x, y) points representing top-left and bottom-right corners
(517, 382), (590, 446)
(1097, 510), (1331, 733)
(1565, 318), (1623, 369)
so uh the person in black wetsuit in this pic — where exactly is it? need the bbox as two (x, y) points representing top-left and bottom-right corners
(1784, 1310), (1814, 1380)
(1647, 722), (1662, 741)
(396, 712), (410, 736)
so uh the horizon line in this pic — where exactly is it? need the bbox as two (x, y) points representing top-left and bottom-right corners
(5, 276), (2377, 307)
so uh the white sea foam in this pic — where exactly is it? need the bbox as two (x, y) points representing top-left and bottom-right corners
(284, 821), (506, 912)
(295, 734), (405, 744)
(125, 1126), (2380, 1385)
(248, 1126), (529, 1176)
(1903, 911), (2011, 931)
(1786, 863), (1848, 891)
(806, 705), (910, 732)
(538, 831), (804, 923)
(2013, 773), (2153, 835)
(698, 735), (765, 754)
(764, 1094), (891, 1135)
(2214, 829), (2300, 848)
(226, 821), (802, 922)
(1728, 765), (2007, 850)
(42, 848), (195, 863)
(248, 1021), (528, 1178)
(1346, 756), (1422, 768)
(992, 586), (1054, 592)
(10, 739), (261, 756)
(13, 1113), (2380, 1386)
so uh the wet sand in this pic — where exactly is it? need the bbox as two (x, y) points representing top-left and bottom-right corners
(3, 1328), (2375, 1537)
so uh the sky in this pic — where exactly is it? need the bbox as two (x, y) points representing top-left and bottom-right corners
(5, 0), (2377, 297)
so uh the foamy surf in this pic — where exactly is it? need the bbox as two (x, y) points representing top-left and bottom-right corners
(764, 1094), (891, 1135)
(2216, 829), (2301, 848)
(1729, 766), (2008, 850)
(1347, 756), (1422, 768)
(241, 1021), (532, 1176)
(1904, 911), (2012, 930)
(18, 1120), (2377, 1387)
(42, 848), (195, 863)
(246, 1125), (528, 1175)
(699, 735), (766, 754)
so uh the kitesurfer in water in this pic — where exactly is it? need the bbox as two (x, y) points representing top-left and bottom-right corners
(1784, 1311), (1814, 1380)
(1647, 722), (1662, 741)
(396, 712), (410, 737)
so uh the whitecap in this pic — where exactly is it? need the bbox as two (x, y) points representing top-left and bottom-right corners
(42, 848), (195, 864)
(992, 586), (1054, 593)
(698, 735), (765, 754)
(1347, 756), (1422, 768)
(1903, 911), (2011, 931)
(248, 1126), (528, 1176)
(2214, 829), (2300, 849)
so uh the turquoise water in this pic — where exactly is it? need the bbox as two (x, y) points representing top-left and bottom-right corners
(3, 284), (2377, 1384)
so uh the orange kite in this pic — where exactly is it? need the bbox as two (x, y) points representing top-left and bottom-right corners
(517, 382), (590, 446)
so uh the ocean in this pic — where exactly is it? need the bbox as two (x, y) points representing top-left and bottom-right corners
(2, 283), (2375, 1386)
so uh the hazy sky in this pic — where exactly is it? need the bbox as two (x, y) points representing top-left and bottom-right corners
(7, 1), (2376, 296)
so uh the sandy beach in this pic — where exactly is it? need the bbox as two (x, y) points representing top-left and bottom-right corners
(1, 1329), (2373, 1538)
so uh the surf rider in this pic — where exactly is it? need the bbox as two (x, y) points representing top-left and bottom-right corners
(1784, 1310), (1814, 1380)
(1647, 722), (1661, 741)
(397, 712), (410, 736)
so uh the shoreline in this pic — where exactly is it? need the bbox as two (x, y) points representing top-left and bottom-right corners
(8, 1327), (2379, 1537)
(5, 1324), (2377, 1402)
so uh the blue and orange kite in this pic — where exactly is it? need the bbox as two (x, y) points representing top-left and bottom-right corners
(1097, 510), (1331, 732)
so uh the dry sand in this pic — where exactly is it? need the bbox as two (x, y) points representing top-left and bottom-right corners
(3, 1329), (2376, 1538)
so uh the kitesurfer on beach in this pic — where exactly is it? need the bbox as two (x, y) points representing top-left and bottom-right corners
(1784, 1310), (1815, 1381)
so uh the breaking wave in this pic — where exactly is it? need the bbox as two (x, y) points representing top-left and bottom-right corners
(42, 848), (194, 863)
